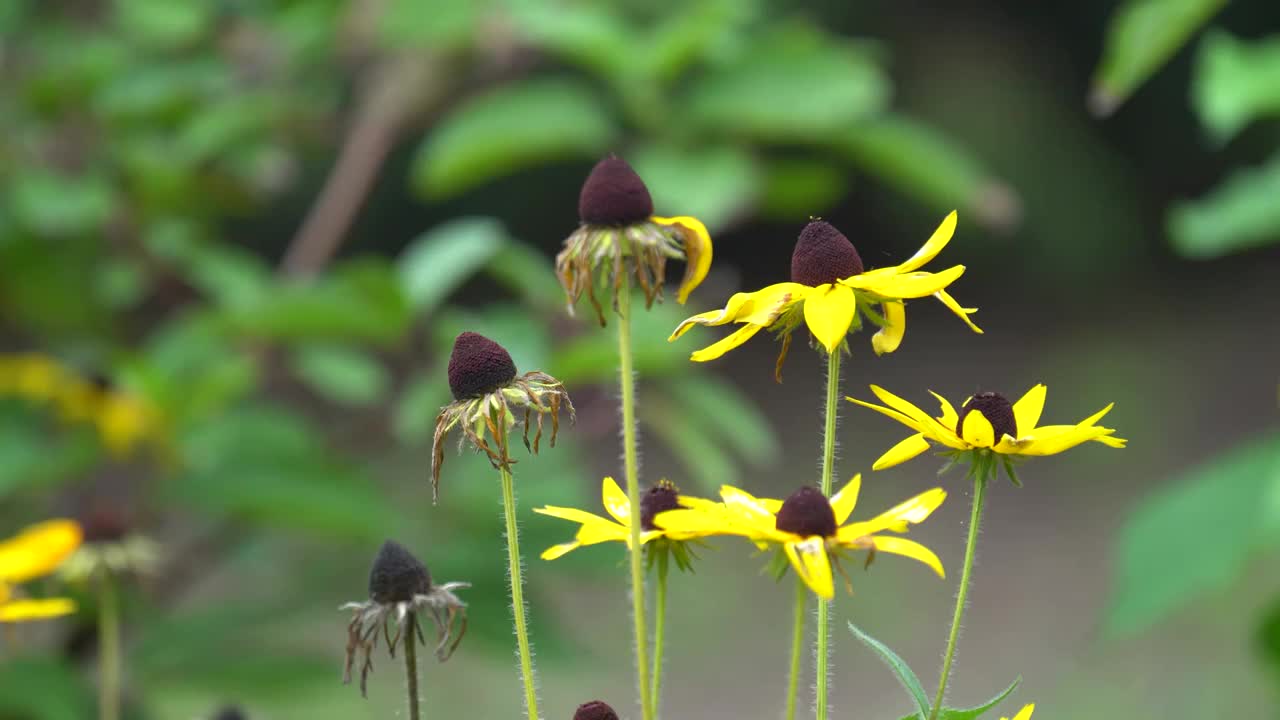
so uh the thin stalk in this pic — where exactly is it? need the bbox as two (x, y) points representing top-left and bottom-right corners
(616, 282), (652, 720)
(404, 613), (421, 720)
(98, 573), (121, 720)
(785, 575), (807, 720)
(927, 472), (990, 720)
(650, 549), (669, 713)
(500, 465), (540, 719)
(815, 349), (841, 720)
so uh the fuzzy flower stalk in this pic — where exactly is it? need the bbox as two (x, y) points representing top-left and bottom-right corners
(341, 541), (469, 720)
(432, 332), (573, 719)
(557, 155), (713, 720)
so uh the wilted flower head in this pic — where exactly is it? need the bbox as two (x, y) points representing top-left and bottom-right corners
(573, 700), (620, 720)
(341, 541), (469, 697)
(59, 503), (160, 583)
(431, 332), (574, 502)
(556, 155), (712, 325)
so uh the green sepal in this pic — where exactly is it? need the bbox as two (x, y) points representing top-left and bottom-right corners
(765, 546), (790, 581)
(895, 676), (1022, 720)
(1001, 455), (1023, 487)
(847, 621), (931, 720)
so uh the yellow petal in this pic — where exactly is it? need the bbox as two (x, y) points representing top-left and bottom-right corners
(961, 409), (995, 448)
(653, 216), (713, 304)
(869, 386), (958, 442)
(871, 433), (932, 471)
(868, 536), (945, 578)
(845, 266), (965, 299)
(541, 541), (581, 560)
(847, 396), (928, 434)
(785, 538), (834, 599)
(669, 282), (808, 339)
(802, 284), (856, 354)
(829, 475), (861, 525)
(1018, 425), (1119, 456)
(1012, 384), (1046, 435)
(871, 301), (906, 355)
(533, 506), (612, 526)
(933, 289), (983, 333)
(840, 488), (947, 538)
(652, 508), (732, 535)
(0, 597), (77, 622)
(1003, 703), (1036, 720)
(600, 476), (631, 525)
(1077, 402), (1116, 428)
(930, 390), (959, 429)
(895, 211), (958, 273)
(689, 324), (766, 362)
(1095, 434), (1128, 448)
(718, 485), (780, 531)
(574, 519), (629, 546)
(0, 520), (82, 584)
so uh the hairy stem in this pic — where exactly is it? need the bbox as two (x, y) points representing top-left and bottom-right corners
(500, 464), (540, 719)
(786, 575), (807, 720)
(98, 573), (121, 720)
(616, 283), (653, 720)
(928, 472), (990, 720)
(650, 549), (669, 713)
(815, 348), (841, 720)
(404, 613), (421, 720)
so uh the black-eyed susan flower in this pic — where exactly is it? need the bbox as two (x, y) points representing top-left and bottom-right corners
(341, 541), (469, 697)
(556, 156), (712, 325)
(431, 331), (574, 502)
(536, 478), (706, 570)
(669, 213), (981, 380)
(0, 519), (81, 622)
(574, 700), (620, 720)
(849, 384), (1126, 482)
(657, 476), (945, 599)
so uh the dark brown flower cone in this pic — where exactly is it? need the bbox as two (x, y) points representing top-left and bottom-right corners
(447, 332), (517, 401)
(578, 156), (654, 226)
(791, 220), (864, 286)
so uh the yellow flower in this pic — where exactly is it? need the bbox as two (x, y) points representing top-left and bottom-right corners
(557, 156), (712, 325)
(0, 520), (82, 623)
(1003, 704), (1035, 720)
(535, 478), (707, 564)
(656, 476), (945, 599)
(669, 212), (980, 379)
(849, 384), (1126, 478)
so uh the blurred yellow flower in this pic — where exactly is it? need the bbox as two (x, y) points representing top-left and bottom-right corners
(669, 213), (980, 379)
(1002, 704), (1035, 720)
(656, 476), (945, 599)
(0, 520), (82, 623)
(535, 478), (708, 561)
(849, 384), (1126, 474)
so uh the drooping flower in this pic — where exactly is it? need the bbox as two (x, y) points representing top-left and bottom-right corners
(848, 384), (1126, 482)
(669, 213), (981, 380)
(0, 519), (82, 623)
(656, 476), (945, 598)
(573, 700), (620, 720)
(341, 541), (469, 697)
(535, 478), (708, 570)
(556, 156), (712, 324)
(431, 332), (574, 502)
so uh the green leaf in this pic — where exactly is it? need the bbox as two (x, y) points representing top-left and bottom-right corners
(685, 24), (888, 141)
(848, 621), (931, 720)
(640, 0), (760, 83)
(1192, 31), (1280, 143)
(483, 239), (566, 310)
(0, 656), (93, 720)
(413, 78), (616, 197)
(900, 677), (1022, 720)
(512, 4), (636, 83)
(759, 159), (848, 219)
(663, 375), (778, 465)
(835, 114), (1019, 231)
(143, 218), (271, 309)
(0, 409), (99, 500)
(1168, 151), (1280, 259)
(1089, 0), (1227, 116)
(398, 217), (509, 313)
(114, 0), (213, 49)
(1257, 595), (1280, 673)
(630, 144), (761, 229)
(8, 171), (117, 237)
(290, 344), (389, 407)
(378, 0), (481, 50)
(1107, 431), (1280, 634)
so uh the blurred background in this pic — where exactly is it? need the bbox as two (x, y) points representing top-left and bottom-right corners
(1, 0), (1279, 718)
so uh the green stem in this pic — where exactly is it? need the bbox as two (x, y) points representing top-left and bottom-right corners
(785, 574), (807, 720)
(500, 465), (540, 719)
(650, 549), (669, 713)
(815, 348), (841, 720)
(927, 471), (990, 720)
(404, 612), (421, 720)
(99, 573), (121, 720)
(617, 283), (653, 720)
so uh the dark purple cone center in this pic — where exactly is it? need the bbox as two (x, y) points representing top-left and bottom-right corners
(639, 482), (681, 531)
(573, 701), (620, 720)
(369, 540), (432, 604)
(790, 220), (864, 286)
(957, 392), (1018, 441)
(775, 486), (837, 538)
(578, 156), (654, 226)
(447, 331), (517, 401)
